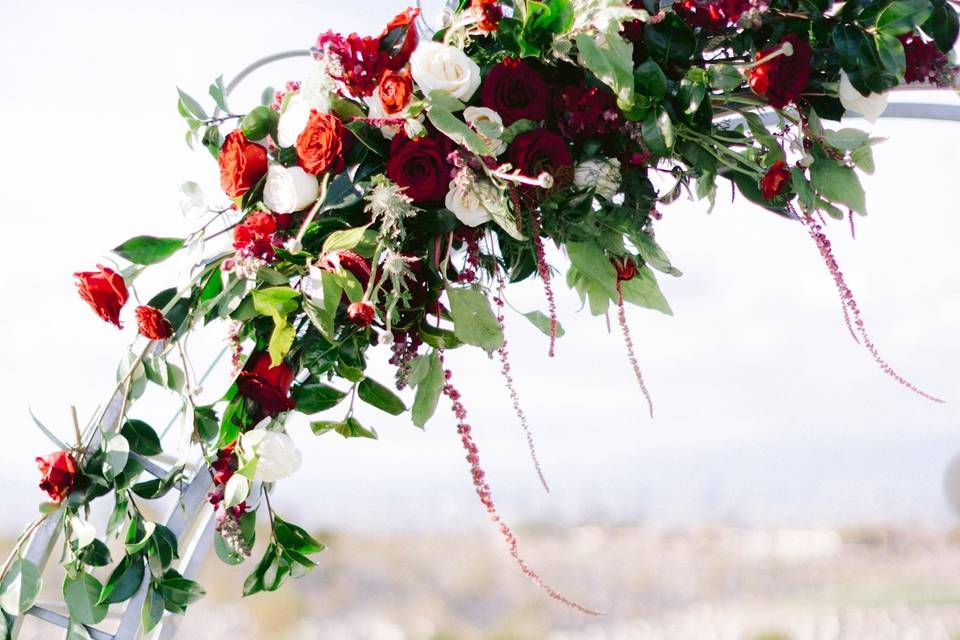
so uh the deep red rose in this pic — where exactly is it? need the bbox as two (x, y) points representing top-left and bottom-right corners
(386, 134), (452, 204)
(75, 265), (129, 328)
(472, 0), (503, 31)
(760, 160), (792, 200)
(347, 301), (376, 327)
(554, 85), (624, 142)
(219, 130), (268, 198)
(36, 451), (77, 503)
(210, 445), (237, 486)
(377, 8), (420, 70)
(674, 0), (752, 31)
(481, 58), (551, 125)
(237, 352), (295, 416)
(296, 110), (347, 175)
(234, 211), (281, 261)
(508, 128), (574, 201)
(135, 305), (173, 340)
(378, 70), (414, 115)
(900, 34), (954, 86)
(748, 35), (812, 109)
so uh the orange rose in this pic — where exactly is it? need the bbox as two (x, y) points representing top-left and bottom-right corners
(378, 71), (413, 115)
(296, 111), (346, 175)
(218, 130), (268, 198)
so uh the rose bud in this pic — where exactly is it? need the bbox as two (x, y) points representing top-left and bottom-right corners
(236, 352), (296, 416)
(74, 264), (129, 328)
(36, 450), (78, 503)
(347, 301), (376, 327)
(135, 305), (174, 340)
(219, 130), (269, 198)
(760, 160), (792, 200)
(612, 257), (637, 282)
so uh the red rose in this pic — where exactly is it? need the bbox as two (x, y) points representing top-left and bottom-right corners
(612, 257), (637, 282)
(378, 70), (414, 115)
(554, 85), (624, 142)
(237, 352), (296, 416)
(135, 305), (173, 340)
(234, 211), (281, 261)
(296, 110), (347, 176)
(748, 35), (812, 109)
(481, 58), (551, 125)
(760, 160), (792, 200)
(210, 445), (237, 486)
(36, 451), (77, 503)
(219, 130), (268, 198)
(472, 0), (503, 31)
(377, 8), (421, 70)
(347, 301), (376, 327)
(674, 0), (752, 31)
(508, 128), (574, 201)
(75, 265), (129, 328)
(386, 134), (452, 204)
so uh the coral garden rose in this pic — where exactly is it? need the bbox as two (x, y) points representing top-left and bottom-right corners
(219, 130), (268, 198)
(135, 305), (174, 340)
(296, 110), (347, 175)
(75, 265), (129, 328)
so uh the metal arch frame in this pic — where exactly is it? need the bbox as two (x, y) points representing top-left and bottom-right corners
(10, 9), (960, 640)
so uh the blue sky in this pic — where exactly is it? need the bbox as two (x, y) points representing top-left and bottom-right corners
(1, 0), (959, 533)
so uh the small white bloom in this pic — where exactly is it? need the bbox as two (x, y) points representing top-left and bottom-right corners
(839, 71), (888, 124)
(263, 164), (320, 213)
(410, 42), (482, 101)
(463, 107), (507, 155)
(276, 94), (313, 148)
(445, 181), (494, 227)
(241, 431), (302, 483)
(69, 515), (96, 550)
(574, 158), (622, 200)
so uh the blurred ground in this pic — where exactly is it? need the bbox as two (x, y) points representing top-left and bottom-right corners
(14, 524), (960, 640)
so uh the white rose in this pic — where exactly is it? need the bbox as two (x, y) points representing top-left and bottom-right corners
(277, 94), (313, 148)
(445, 181), (494, 227)
(263, 164), (320, 213)
(410, 42), (481, 101)
(463, 106), (507, 155)
(839, 71), (888, 124)
(574, 158), (622, 200)
(241, 430), (302, 483)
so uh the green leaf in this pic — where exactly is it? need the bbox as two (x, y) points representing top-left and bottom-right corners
(113, 236), (185, 265)
(251, 287), (301, 319)
(427, 108), (494, 157)
(823, 128), (870, 151)
(875, 0), (933, 35)
(194, 405), (219, 443)
(147, 524), (179, 576)
(311, 417), (378, 439)
(707, 64), (743, 92)
(131, 464), (184, 500)
(321, 225), (372, 253)
(426, 89), (465, 113)
(922, 0), (959, 51)
(567, 241), (618, 298)
(641, 107), (674, 157)
(102, 433), (130, 482)
(125, 519), (156, 556)
(810, 159), (867, 215)
(292, 382), (348, 414)
(65, 618), (92, 640)
(633, 233), (682, 277)
(0, 558), (41, 615)
(243, 543), (281, 596)
(576, 30), (635, 105)
(634, 59), (667, 101)
(120, 419), (162, 456)
(176, 88), (207, 120)
(357, 378), (406, 416)
(273, 517), (325, 555)
(80, 539), (112, 568)
(874, 32), (907, 79)
(446, 286), (504, 353)
(410, 351), (444, 428)
(619, 266), (672, 315)
(208, 75), (228, 112)
(643, 13), (695, 66)
(240, 105), (279, 140)
(158, 569), (205, 613)
(141, 584), (165, 634)
(523, 311), (565, 338)
(63, 572), (108, 625)
(851, 145), (876, 174)
(418, 323), (463, 350)
(98, 554), (145, 606)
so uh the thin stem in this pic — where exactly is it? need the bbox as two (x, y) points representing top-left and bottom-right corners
(294, 172), (332, 245)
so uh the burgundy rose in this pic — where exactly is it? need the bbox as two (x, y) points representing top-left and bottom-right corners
(674, 0), (752, 31)
(385, 134), (452, 204)
(748, 35), (812, 109)
(296, 110), (347, 176)
(901, 34), (954, 86)
(508, 128), (574, 200)
(75, 264), (129, 328)
(481, 58), (551, 125)
(760, 160), (791, 200)
(36, 451), (77, 503)
(219, 130), (268, 198)
(234, 211), (282, 262)
(554, 85), (624, 142)
(135, 305), (173, 340)
(237, 352), (296, 416)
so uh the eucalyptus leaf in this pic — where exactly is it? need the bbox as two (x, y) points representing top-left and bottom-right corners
(427, 108), (494, 157)
(446, 286), (504, 353)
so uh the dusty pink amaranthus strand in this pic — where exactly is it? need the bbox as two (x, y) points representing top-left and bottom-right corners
(494, 273), (550, 492)
(439, 356), (602, 615)
(803, 214), (944, 403)
(529, 211), (559, 357)
(616, 281), (655, 418)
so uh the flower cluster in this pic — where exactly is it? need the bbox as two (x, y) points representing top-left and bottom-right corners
(13, 0), (956, 629)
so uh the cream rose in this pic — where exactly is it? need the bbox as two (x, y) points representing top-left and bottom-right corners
(240, 430), (302, 483)
(263, 164), (320, 213)
(410, 42), (482, 101)
(839, 71), (888, 124)
(445, 181), (494, 227)
(574, 158), (622, 200)
(463, 106), (507, 155)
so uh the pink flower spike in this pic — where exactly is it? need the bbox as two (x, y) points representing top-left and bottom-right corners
(440, 356), (602, 616)
(530, 211), (559, 357)
(616, 282), (655, 419)
(803, 215), (944, 404)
